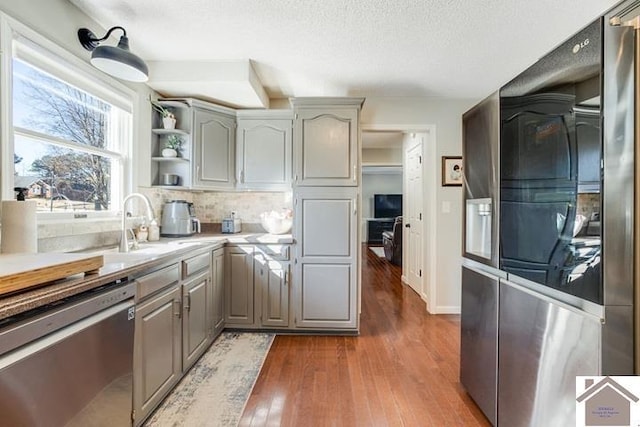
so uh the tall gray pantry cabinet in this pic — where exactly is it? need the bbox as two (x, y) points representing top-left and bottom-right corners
(290, 97), (364, 332)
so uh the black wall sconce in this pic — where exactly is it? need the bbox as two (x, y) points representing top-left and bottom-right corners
(78, 26), (148, 82)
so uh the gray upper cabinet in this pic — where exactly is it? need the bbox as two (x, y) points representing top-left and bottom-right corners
(150, 98), (236, 191)
(291, 98), (364, 187)
(192, 104), (236, 190)
(236, 110), (293, 191)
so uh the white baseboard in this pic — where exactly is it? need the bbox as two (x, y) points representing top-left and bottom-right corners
(434, 305), (461, 314)
(401, 275), (408, 284)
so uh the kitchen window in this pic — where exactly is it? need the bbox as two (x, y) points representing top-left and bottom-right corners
(4, 24), (134, 218)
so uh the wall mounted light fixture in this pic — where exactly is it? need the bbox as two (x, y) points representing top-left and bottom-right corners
(78, 26), (148, 82)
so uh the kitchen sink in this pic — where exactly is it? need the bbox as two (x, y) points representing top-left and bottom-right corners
(80, 241), (205, 257)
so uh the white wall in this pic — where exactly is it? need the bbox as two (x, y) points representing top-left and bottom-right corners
(361, 97), (478, 313)
(362, 148), (402, 165)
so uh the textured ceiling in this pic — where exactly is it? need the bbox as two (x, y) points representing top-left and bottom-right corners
(70, 0), (619, 102)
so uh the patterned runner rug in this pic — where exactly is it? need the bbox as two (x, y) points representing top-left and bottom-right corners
(369, 246), (385, 257)
(145, 332), (275, 427)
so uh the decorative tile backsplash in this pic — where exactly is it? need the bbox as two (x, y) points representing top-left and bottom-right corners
(0, 189), (294, 252)
(137, 188), (293, 223)
(195, 191), (293, 222)
(577, 193), (599, 219)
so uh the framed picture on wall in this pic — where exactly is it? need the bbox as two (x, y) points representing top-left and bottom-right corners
(442, 156), (463, 186)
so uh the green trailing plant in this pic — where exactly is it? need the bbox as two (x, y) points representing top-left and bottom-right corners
(165, 134), (183, 152)
(149, 97), (175, 119)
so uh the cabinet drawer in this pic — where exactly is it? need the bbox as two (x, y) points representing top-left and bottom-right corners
(256, 244), (291, 261)
(183, 252), (211, 278)
(136, 264), (180, 300)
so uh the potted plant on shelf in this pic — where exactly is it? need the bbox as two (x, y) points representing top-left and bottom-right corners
(162, 135), (183, 157)
(150, 98), (176, 129)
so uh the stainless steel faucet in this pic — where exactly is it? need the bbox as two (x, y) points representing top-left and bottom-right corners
(120, 193), (156, 252)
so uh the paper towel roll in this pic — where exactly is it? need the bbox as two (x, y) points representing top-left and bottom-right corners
(1, 200), (37, 253)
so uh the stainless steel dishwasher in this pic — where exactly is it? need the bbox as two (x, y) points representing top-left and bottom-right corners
(0, 280), (136, 427)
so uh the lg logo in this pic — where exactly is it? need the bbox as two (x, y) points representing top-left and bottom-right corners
(573, 38), (590, 54)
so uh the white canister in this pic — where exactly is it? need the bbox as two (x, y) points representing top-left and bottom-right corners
(148, 220), (160, 241)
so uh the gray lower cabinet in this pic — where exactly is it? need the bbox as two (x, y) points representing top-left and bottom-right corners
(293, 187), (358, 329)
(212, 248), (225, 335)
(255, 249), (290, 327)
(225, 245), (255, 325)
(133, 285), (182, 425)
(225, 244), (291, 328)
(182, 271), (211, 370)
(193, 106), (236, 190)
(134, 247), (222, 426)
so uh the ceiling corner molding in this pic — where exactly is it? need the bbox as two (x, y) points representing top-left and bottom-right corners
(147, 60), (269, 108)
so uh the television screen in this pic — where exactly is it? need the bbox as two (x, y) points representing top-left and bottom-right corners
(374, 194), (402, 218)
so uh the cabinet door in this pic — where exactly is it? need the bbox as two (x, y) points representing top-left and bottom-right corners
(193, 108), (236, 189)
(182, 272), (210, 370)
(293, 187), (358, 329)
(134, 286), (182, 423)
(237, 119), (292, 190)
(294, 109), (358, 186)
(255, 251), (290, 327)
(224, 246), (254, 325)
(212, 248), (225, 336)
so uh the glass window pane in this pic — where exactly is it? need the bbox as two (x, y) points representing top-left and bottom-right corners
(14, 135), (112, 212)
(13, 59), (111, 149)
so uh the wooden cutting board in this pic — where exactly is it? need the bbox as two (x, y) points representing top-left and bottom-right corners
(0, 253), (104, 296)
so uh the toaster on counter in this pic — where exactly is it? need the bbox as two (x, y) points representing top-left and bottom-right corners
(221, 218), (242, 234)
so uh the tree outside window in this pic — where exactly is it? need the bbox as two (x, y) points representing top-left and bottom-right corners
(12, 58), (123, 212)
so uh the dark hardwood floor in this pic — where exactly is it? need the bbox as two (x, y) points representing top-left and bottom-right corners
(239, 245), (490, 426)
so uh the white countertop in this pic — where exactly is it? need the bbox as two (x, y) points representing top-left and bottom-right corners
(0, 232), (293, 321)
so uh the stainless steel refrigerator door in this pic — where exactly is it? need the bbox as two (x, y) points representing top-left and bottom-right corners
(0, 301), (134, 427)
(498, 280), (600, 427)
(462, 92), (500, 267)
(601, 2), (637, 374)
(460, 265), (498, 426)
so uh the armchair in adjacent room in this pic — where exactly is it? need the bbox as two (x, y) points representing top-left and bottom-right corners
(382, 216), (402, 266)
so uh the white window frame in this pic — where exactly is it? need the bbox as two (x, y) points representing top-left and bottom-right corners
(0, 14), (136, 220)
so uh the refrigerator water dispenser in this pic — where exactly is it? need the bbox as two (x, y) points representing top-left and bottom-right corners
(466, 198), (492, 260)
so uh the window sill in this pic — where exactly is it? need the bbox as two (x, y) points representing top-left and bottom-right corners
(37, 212), (120, 224)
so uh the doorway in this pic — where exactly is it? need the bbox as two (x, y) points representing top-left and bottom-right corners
(361, 126), (434, 307)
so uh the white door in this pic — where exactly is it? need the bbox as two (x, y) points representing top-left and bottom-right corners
(405, 135), (423, 295)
